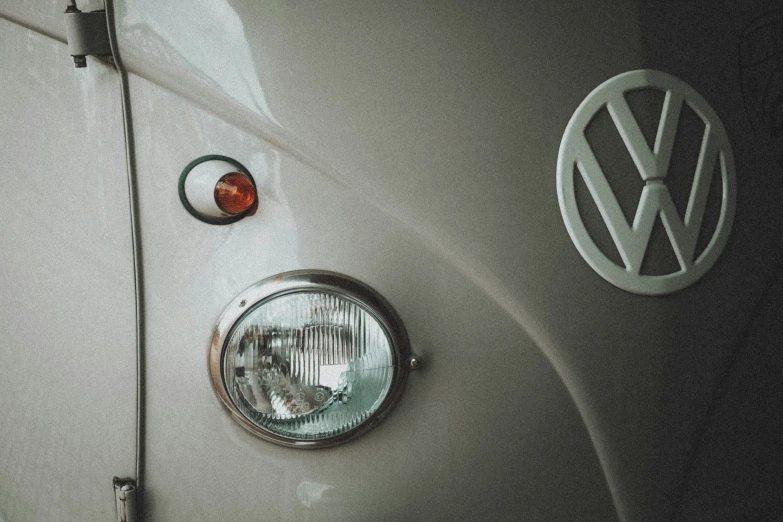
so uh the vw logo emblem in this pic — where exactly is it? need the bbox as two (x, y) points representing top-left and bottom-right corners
(557, 70), (736, 295)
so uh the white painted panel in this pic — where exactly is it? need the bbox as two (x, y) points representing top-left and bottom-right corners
(115, 0), (783, 520)
(0, 19), (136, 522)
(127, 72), (616, 521)
(0, 0), (67, 43)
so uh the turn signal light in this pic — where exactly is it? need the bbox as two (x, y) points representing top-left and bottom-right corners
(215, 173), (257, 215)
(179, 155), (258, 225)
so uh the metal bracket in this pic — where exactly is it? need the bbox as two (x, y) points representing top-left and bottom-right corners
(113, 477), (137, 522)
(64, 1), (111, 68)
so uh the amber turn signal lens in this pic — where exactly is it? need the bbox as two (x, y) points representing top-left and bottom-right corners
(214, 172), (257, 215)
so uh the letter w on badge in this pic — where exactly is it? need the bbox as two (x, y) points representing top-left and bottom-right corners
(575, 90), (720, 274)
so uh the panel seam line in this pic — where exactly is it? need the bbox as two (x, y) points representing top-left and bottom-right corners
(104, 0), (146, 493)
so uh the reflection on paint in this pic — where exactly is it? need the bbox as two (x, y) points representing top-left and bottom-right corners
(296, 481), (334, 508)
(120, 0), (277, 124)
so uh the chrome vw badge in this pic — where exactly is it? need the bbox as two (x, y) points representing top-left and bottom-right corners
(557, 70), (736, 295)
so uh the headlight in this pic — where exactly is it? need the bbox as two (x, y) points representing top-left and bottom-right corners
(209, 271), (415, 448)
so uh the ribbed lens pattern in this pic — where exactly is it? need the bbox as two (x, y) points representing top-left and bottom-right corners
(223, 292), (394, 440)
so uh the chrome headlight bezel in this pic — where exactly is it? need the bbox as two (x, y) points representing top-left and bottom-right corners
(208, 270), (412, 448)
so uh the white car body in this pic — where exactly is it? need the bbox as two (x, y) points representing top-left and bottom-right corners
(1, 1), (781, 520)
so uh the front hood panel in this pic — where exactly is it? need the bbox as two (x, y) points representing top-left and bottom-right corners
(116, 1), (783, 520)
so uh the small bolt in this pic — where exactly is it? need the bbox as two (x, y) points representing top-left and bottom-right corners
(72, 55), (86, 68)
(407, 355), (422, 371)
(239, 299), (247, 307)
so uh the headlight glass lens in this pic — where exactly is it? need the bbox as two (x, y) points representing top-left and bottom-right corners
(222, 291), (395, 442)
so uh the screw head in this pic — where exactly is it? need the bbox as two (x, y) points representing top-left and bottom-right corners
(407, 355), (422, 371)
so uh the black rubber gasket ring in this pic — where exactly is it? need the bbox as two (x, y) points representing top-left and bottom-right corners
(178, 155), (257, 226)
